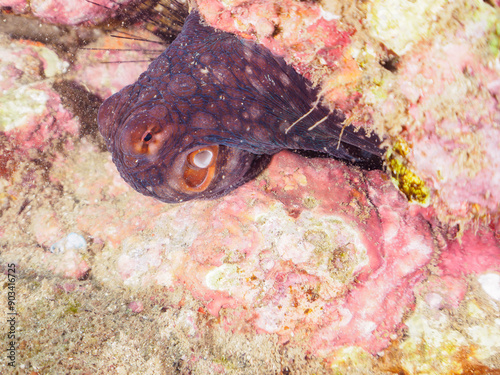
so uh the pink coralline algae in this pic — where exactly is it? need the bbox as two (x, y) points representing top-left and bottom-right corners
(435, 226), (500, 308)
(398, 37), (500, 223)
(71, 28), (159, 99)
(108, 152), (435, 354)
(0, 39), (78, 155)
(1, 81), (78, 152)
(128, 300), (144, 313)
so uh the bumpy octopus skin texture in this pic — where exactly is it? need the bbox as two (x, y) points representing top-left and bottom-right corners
(98, 11), (383, 203)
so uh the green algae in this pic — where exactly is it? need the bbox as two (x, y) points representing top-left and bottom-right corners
(487, 21), (500, 56)
(65, 299), (81, 314)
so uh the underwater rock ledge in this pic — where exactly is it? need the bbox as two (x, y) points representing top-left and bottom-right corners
(0, 0), (499, 373)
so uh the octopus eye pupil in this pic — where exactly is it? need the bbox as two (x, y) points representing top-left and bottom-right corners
(143, 133), (153, 142)
(192, 150), (213, 168)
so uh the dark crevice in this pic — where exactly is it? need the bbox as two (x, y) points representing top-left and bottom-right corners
(380, 52), (400, 73)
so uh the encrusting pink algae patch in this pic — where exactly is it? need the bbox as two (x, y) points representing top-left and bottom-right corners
(0, 0), (500, 373)
(111, 153), (435, 353)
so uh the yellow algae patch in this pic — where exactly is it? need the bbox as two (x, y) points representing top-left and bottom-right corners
(329, 346), (376, 373)
(387, 140), (430, 205)
(399, 291), (500, 374)
(399, 299), (468, 374)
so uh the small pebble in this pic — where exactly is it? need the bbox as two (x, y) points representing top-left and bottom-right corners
(50, 232), (87, 254)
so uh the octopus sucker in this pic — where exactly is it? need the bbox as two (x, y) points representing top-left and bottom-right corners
(98, 10), (384, 203)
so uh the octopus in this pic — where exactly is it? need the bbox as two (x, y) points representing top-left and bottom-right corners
(97, 10), (383, 203)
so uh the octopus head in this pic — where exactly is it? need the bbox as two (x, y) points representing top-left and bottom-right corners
(97, 88), (270, 203)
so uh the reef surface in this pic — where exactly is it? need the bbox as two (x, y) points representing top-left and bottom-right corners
(0, 0), (499, 373)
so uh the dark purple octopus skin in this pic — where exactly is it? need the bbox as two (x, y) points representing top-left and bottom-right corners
(98, 11), (383, 203)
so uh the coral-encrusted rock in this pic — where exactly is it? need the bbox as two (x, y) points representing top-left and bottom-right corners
(399, 36), (500, 223)
(70, 31), (158, 99)
(0, 0), (27, 13)
(71, 149), (435, 354)
(1, 0), (500, 372)
(197, 0), (500, 227)
(0, 38), (78, 154)
(0, 0), (135, 25)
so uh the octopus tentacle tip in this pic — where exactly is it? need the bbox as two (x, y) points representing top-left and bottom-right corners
(98, 11), (383, 203)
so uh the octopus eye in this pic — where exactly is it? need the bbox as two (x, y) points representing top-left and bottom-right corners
(182, 146), (219, 191)
(119, 118), (172, 160)
(133, 127), (159, 155)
